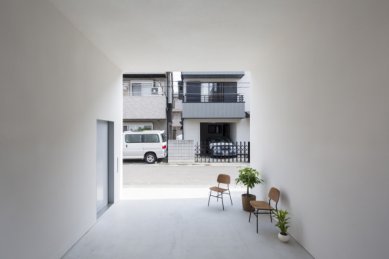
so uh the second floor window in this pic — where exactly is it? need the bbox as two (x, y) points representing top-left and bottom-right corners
(186, 82), (238, 103)
(131, 83), (142, 96)
(130, 81), (155, 96)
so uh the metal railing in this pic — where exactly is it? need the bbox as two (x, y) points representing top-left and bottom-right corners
(183, 94), (244, 103)
(194, 141), (250, 163)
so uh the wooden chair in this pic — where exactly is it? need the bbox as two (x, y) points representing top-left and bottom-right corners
(249, 187), (280, 233)
(208, 174), (233, 210)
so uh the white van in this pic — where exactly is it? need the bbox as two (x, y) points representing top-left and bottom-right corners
(123, 130), (167, 163)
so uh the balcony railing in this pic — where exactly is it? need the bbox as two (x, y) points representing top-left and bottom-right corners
(183, 94), (244, 103)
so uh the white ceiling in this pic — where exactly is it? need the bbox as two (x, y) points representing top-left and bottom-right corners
(49, 0), (263, 72)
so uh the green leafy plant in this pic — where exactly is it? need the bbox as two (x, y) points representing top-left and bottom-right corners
(235, 167), (264, 196)
(274, 209), (290, 235)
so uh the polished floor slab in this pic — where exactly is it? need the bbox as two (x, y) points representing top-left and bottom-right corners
(64, 190), (313, 259)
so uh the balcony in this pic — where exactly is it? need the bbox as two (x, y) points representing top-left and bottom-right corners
(123, 96), (166, 120)
(182, 94), (245, 119)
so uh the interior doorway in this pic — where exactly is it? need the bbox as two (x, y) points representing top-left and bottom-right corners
(96, 120), (115, 217)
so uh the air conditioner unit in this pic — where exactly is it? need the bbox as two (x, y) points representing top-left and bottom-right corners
(151, 87), (159, 95)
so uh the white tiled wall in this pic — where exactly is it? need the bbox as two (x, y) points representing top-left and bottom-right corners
(168, 140), (194, 162)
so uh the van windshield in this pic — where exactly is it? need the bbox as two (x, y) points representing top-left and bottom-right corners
(161, 134), (167, 142)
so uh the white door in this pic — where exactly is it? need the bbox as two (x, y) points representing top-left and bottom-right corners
(96, 121), (108, 214)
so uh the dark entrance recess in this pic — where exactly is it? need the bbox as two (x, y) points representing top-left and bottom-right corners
(200, 123), (230, 155)
(200, 123), (231, 144)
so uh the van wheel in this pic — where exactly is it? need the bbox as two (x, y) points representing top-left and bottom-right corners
(145, 152), (157, 164)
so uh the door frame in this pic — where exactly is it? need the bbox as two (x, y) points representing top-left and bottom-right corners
(96, 120), (115, 218)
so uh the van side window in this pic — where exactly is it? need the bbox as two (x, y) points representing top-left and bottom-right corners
(125, 134), (142, 143)
(142, 134), (159, 143)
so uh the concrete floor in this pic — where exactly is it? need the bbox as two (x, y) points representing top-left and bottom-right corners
(63, 163), (313, 259)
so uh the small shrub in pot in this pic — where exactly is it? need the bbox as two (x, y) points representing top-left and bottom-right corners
(235, 167), (264, 211)
(274, 209), (290, 242)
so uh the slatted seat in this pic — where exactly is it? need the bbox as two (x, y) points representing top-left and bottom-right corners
(208, 174), (233, 210)
(210, 186), (227, 193)
(249, 187), (280, 233)
(250, 200), (273, 210)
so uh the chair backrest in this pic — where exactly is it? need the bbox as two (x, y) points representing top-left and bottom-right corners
(217, 174), (231, 185)
(268, 187), (280, 203)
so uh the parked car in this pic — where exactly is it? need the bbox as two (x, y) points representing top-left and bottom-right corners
(123, 130), (167, 163)
(208, 137), (237, 157)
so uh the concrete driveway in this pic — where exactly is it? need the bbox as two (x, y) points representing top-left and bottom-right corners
(122, 161), (249, 200)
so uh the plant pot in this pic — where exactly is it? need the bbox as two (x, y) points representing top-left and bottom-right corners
(241, 194), (256, 212)
(278, 233), (290, 243)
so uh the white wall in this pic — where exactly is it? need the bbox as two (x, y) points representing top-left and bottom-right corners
(251, 1), (389, 258)
(183, 120), (200, 143)
(236, 118), (250, 142)
(0, 0), (122, 258)
(123, 96), (166, 119)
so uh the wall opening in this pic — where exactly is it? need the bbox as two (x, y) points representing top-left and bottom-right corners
(96, 120), (115, 218)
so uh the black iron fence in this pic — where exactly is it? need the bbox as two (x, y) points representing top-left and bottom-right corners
(194, 141), (250, 163)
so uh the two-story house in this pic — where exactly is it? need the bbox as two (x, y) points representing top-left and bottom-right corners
(123, 74), (167, 132)
(180, 71), (250, 144)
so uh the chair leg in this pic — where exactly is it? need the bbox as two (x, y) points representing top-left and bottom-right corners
(249, 211), (251, 222)
(228, 191), (233, 205)
(208, 191), (212, 206)
(221, 194), (224, 210)
(270, 210), (273, 222)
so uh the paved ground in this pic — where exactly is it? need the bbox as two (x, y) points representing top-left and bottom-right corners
(121, 161), (249, 200)
(123, 161), (249, 186)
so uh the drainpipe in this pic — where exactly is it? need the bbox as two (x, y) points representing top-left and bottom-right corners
(166, 72), (173, 162)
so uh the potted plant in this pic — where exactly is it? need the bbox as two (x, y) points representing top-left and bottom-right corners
(274, 209), (290, 242)
(235, 167), (264, 212)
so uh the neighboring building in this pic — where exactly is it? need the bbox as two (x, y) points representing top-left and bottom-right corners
(180, 71), (250, 144)
(122, 71), (250, 145)
(123, 73), (167, 132)
(171, 95), (183, 139)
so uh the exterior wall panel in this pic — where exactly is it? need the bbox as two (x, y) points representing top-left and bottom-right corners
(182, 103), (245, 119)
(0, 1), (122, 258)
(123, 96), (166, 119)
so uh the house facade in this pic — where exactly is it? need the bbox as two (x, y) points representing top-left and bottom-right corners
(180, 72), (250, 144)
(122, 74), (167, 132)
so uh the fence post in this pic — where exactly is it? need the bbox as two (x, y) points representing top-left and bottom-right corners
(239, 141), (242, 163)
(248, 141), (250, 163)
(194, 142), (196, 162)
